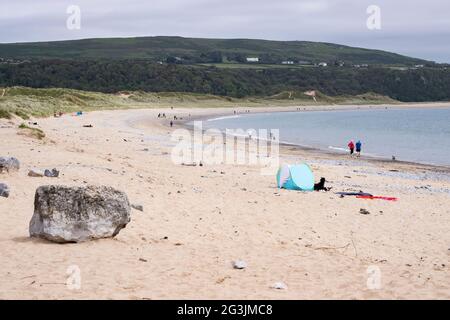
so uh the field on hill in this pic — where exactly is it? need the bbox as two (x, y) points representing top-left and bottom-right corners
(0, 36), (430, 66)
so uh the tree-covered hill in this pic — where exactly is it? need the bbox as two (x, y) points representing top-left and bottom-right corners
(1, 60), (449, 102)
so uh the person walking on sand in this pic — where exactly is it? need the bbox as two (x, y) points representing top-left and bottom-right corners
(355, 140), (362, 157)
(348, 140), (355, 156)
(170, 120), (173, 127)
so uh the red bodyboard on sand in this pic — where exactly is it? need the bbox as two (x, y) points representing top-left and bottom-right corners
(356, 195), (398, 201)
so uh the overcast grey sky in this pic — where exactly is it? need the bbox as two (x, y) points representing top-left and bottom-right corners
(1, 0), (449, 62)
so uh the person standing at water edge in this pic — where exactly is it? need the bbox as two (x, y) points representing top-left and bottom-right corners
(348, 140), (355, 155)
(356, 140), (362, 157)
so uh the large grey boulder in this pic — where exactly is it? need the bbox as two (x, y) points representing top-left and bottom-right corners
(0, 183), (9, 198)
(29, 185), (131, 243)
(0, 157), (20, 173)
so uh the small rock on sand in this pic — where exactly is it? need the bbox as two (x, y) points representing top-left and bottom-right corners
(271, 282), (288, 290)
(233, 260), (247, 270)
(0, 157), (20, 173)
(132, 204), (144, 211)
(359, 208), (370, 215)
(44, 168), (60, 178)
(28, 169), (45, 177)
(0, 182), (10, 198)
(181, 162), (197, 167)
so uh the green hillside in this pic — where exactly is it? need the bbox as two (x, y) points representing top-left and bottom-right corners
(0, 36), (430, 66)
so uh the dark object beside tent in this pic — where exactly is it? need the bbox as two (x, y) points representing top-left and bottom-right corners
(335, 192), (373, 197)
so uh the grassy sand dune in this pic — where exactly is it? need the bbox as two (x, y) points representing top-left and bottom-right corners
(0, 86), (397, 119)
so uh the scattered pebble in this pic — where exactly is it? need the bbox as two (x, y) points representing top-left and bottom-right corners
(28, 169), (45, 177)
(0, 156), (20, 173)
(181, 162), (198, 167)
(0, 182), (10, 198)
(44, 168), (60, 178)
(271, 282), (288, 290)
(233, 260), (247, 270)
(359, 208), (370, 215)
(131, 204), (144, 212)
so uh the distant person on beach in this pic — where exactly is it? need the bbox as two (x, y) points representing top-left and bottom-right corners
(170, 121), (173, 127)
(355, 140), (362, 157)
(348, 140), (355, 155)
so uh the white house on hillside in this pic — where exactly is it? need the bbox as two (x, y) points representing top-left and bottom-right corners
(246, 57), (259, 63)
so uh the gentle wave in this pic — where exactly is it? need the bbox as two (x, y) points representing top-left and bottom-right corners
(207, 115), (241, 122)
(328, 146), (348, 153)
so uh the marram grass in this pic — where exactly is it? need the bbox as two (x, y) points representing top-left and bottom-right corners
(0, 86), (397, 119)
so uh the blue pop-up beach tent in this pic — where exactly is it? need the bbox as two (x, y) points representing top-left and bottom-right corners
(276, 164), (314, 191)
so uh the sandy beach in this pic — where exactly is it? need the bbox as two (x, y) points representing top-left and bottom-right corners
(1, 104), (450, 299)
